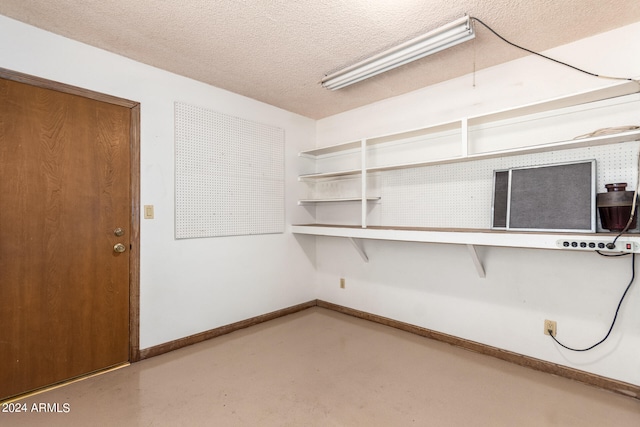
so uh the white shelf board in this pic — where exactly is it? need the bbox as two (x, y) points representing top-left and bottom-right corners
(366, 120), (461, 146)
(368, 129), (640, 173)
(291, 224), (640, 253)
(299, 129), (640, 178)
(298, 169), (362, 180)
(468, 81), (640, 126)
(298, 197), (381, 205)
(299, 140), (361, 157)
(298, 82), (639, 159)
(299, 120), (461, 158)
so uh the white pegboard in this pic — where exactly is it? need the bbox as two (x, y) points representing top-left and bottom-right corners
(377, 141), (640, 230)
(175, 102), (285, 239)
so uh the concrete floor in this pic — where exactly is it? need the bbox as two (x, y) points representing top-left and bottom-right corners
(2, 307), (639, 426)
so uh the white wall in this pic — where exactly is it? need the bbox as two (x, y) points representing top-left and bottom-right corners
(314, 22), (640, 385)
(0, 15), (317, 349)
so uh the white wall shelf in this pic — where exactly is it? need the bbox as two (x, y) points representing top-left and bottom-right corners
(299, 121), (463, 158)
(291, 224), (640, 277)
(291, 224), (640, 252)
(367, 130), (640, 174)
(298, 169), (362, 180)
(298, 197), (381, 205)
(299, 140), (361, 157)
(297, 81), (640, 229)
(298, 129), (640, 179)
(298, 80), (638, 161)
(466, 81), (640, 126)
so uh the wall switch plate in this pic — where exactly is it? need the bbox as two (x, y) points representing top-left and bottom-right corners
(340, 278), (345, 289)
(144, 205), (154, 219)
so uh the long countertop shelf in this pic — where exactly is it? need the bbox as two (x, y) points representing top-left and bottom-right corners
(291, 224), (640, 253)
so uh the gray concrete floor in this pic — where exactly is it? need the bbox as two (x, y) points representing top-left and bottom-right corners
(2, 307), (639, 426)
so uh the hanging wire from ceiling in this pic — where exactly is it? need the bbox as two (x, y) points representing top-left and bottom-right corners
(470, 17), (640, 85)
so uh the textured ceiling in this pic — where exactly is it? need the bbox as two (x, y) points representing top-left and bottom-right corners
(1, 1), (640, 119)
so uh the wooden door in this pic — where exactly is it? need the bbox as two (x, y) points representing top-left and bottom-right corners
(0, 77), (132, 400)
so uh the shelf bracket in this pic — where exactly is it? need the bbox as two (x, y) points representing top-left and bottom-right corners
(466, 244), (486, 278)
(348, 237), (369, 263)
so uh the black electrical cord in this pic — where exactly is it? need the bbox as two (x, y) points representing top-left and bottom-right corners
(596, 251), (630, 257)
(608, 203), (638, 250)
(470, 17), (639, 84)
(466, 16), (640, 352)
(547, 253), (635, 351)
(607, 155), (640, 250)
(611, 230), (632, 250)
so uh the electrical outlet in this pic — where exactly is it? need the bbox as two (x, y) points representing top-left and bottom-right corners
(340, 278), (345, 289)
(544, 319), (557, 337)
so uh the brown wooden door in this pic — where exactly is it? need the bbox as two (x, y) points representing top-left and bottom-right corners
(0, 77), (131, 400)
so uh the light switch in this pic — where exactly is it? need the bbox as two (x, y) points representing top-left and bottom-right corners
(144, 205), (154, 219)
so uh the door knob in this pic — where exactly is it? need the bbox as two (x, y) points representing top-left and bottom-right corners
(114, 243), (126, 253)
(114, 227), (125, 237)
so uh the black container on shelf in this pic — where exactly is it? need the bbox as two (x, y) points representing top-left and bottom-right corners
(597, 183), (637, 231)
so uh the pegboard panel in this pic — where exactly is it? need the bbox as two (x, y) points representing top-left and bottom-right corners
(376, 141), (640, 230)
(175, 102), (285, 239)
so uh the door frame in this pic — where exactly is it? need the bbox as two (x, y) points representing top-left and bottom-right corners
(1, 67), (141, 362)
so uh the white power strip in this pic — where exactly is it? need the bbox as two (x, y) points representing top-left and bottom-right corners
(555, 239), (639, 253)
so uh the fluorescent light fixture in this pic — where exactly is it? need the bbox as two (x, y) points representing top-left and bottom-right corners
(321, 16), (475, 90)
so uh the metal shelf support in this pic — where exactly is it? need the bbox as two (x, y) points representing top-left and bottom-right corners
(348, 237), (369, 262)
(466, 244), (486, 278)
